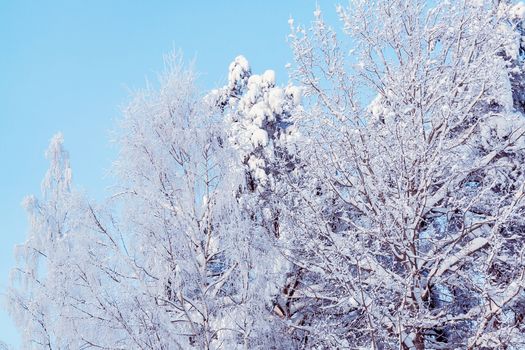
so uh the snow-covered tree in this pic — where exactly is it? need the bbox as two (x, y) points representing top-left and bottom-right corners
(8, 2), (525, 349)
(209, 55), (301, 233)
(283, 1), (525, 348)
(208, 55), (312, 347)
(8, 133), (83, 349)
(106, 53), (294, 349)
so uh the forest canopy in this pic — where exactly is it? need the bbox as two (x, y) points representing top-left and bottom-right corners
(7, 1), (525, 349)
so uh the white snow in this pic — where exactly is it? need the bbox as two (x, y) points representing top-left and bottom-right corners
(435, 237), (489, 277)
(247, 155), (265, 171)
(249, 102), (270, 126)
(251, 128), (269, 147)
(268, 88), (284, 114)
(228, 55), (250, 89)
(510, 2), (525, 20)
(285, 85), (302, 105)
(254, 168), (267, 183)
(262, 70), (276, 86)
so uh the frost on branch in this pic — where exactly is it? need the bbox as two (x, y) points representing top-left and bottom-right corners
(7, 1), (525, 349)
(8, 133), (90, 349)
(283, 1), (525, 348)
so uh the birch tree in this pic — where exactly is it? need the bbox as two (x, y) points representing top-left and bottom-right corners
(8, 133), (86, 349)
(8, 2), (525, 349)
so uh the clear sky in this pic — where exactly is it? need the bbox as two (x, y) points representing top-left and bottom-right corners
(0, 0), (343, 346)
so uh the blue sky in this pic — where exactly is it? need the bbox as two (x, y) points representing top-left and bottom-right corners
(0, 0), (341, 346)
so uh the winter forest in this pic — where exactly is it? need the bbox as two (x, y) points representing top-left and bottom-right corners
(7, 1), (525, 349)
